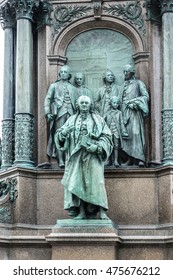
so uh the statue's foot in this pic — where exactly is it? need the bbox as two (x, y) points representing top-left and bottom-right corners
(113, 161), (120, 167)
(138, 161), (145, 167)
(99, 211), (110, 220)
(74, 213), (86, 220)
(68, 208), (78, 218)
(59, 161), (65, 168)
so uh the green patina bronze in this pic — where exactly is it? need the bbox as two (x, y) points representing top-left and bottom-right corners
(119, 64), (149, 167)
(54, 95), (113, 220)
(73, 72), (94, 105)
(44, 65), (78, 168)
(104, 96), (128, 167)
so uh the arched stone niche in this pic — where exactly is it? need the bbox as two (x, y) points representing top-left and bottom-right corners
(48, 15), (152, 160)
(48, 16), (149, 87)
(65, 28), (134, 93)
(45, 15), (151, 163)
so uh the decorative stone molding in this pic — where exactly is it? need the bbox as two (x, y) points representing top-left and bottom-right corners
(52, 16), (145, 56)
(35, 0), (53, 29)
(0, 0), (53, 28)
(92, 0), (103, 20)
(14, 113), (35, 167)
(15, 0), (36, 21)
(145, 0), (173, 21)
(103, 0), (146, 35)
(52, 5), (92, 37)
(133, 52), (150, 64)
(0, 0), (16, 29)
(143, 0), (161, 23)
(47, 55), (67, 66)
(160, 0), (173, 14)
(162, 109), (173, 164)
(0, 177), (18, 223)
(1, 119), (15, 169)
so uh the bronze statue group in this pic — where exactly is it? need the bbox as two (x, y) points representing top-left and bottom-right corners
(44, 64), (149, 220)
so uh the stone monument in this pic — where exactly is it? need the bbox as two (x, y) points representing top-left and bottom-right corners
(0, 0), (173, 260)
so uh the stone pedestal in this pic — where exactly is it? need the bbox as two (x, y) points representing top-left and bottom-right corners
(46, 219), (119, 260)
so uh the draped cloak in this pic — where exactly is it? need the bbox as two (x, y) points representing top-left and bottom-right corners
(55, 113), (113, 211)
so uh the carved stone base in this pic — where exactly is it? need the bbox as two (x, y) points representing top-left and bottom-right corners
(0, 167), (173, 259)
(46, 219), (119, 260)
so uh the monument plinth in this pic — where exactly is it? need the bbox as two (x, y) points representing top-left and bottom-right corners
(46, 219), (119, 260)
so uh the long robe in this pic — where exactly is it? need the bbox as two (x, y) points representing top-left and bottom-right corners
(55, 112), (113, 211)
(120, 78), (149, 162)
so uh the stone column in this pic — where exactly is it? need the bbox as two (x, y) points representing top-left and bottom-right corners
(160, 1), (173, 165)
(14, 0), (36, 167)
(0, 2), (16, 168)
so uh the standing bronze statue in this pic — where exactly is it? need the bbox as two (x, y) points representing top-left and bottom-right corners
(54, 95), (112, 219)
(44, 65), (78, 168)
(104, 96), (128, 167)
(95, 69), (119, 117)
(120, 64), (149, 167)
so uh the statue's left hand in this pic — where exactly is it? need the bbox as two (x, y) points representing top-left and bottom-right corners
(128, 103), (135, 109)
(128, 103), (138, 110)
(86, 143), (98, 153)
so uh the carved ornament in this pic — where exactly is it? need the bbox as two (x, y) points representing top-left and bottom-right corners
(92, 0), (103, 19)
(0, 177), (18, 223)
(14, 113), (34, 166)
(162, 109), (173, 161)
(160, 0), (173, 14)
(15, 0), (36, 21)
(143, 0), (161, 23)
(0, 0), (16, 29)
(103, 0), (146, 35)
(35, 0), (53, 29)
(52, 5), (92, 37)
(1, 119), (15, 168)
(0, 0), (53, 28)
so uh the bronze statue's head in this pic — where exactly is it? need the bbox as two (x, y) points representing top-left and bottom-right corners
(73, 72), (85, 87)
(110, 95), (120, 109)
(59, 65), (72, 81)
(76, 95), (93, 112)
(123, 64), (135, 80)
(103, 69), (115, 84)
